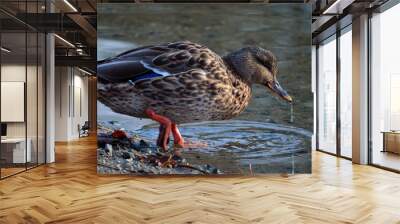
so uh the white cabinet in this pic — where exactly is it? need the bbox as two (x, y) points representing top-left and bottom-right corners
(1, 138), (31, 163)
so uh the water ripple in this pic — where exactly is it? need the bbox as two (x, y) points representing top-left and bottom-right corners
(137, 120), (311, 174)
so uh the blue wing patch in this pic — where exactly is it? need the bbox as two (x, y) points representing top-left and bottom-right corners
(131, 71), (163, 83)
(129, 60), (172, 84)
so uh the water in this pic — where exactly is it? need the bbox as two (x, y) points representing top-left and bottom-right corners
(136, 120), (311, 174)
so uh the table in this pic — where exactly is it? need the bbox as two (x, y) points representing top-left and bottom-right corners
(382, 131), (400, 154)
(1, 138), (31, 163)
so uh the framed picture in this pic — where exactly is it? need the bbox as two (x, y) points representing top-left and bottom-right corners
(97, 3), (312, 175)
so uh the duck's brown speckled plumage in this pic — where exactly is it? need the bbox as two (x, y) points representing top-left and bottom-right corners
(97, 41), (281, 124)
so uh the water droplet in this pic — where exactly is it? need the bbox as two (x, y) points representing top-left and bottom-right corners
(289, 104), (294, 123)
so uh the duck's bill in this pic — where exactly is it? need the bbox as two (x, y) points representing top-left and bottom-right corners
(266, 81), (293, 103)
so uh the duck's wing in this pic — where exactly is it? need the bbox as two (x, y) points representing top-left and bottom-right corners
(98, 41), (223, 83)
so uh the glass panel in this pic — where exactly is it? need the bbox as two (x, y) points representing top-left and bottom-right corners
(26, 0), (39, 169)
(340, 28), (352, 158)
(318, 36), (337, 154)
(371, 4), (400, 171)
(312, 46), (317, 151)
(1, 29), (27, 177)
(0, 1), (46, 178)
(27, 30), (38, 169)
(38, 32), (45, 165)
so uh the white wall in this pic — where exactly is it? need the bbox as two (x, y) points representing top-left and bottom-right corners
(72, 73), (89, 138)
(55, 66), (69, 141)
(54, 67), (89, 141)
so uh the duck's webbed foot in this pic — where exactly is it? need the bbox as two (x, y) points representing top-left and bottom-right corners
(145, 109), (172, 151)
(172, 123), (207, 149)
(145, 109), (207, 151)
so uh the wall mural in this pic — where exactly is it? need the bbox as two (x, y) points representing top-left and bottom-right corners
(97, 4), (312, 175)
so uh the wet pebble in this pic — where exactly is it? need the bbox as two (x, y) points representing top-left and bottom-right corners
(122, 152), (131, 159)
(97, 124), (221, 175)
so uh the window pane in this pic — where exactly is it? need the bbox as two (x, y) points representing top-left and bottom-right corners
(371, 4), (400, 171)
(26, 0), (40, 169)
(1, 30), (27, 177)
(38, 33), (45, 165)
(318, 36), (337, 154)
(27, 31), (38, 169)
(340, 28), (352, 158)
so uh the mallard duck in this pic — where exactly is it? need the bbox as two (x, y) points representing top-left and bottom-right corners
(98, 41), (292, 150)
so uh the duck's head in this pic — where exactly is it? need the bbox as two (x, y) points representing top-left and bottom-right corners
(225, 46), (292, 103)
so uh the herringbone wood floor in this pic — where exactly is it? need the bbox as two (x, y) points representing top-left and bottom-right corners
(1, 136), (400, 224)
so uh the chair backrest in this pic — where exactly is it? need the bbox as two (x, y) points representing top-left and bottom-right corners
(1, 123), (7, 137)
(82, 121), (90, 129)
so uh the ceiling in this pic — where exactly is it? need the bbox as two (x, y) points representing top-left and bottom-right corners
(0, 0), (97, 72)
(310, 0), (390, 43)
(1, 0), (394, 71)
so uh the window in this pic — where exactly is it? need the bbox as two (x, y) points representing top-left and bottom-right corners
(317, 35), (337, 154)
(0, 2), (46, 179)
(370, 3), (400, 171)
(316, 24), (353, 159)
(339, 27), (352, 158)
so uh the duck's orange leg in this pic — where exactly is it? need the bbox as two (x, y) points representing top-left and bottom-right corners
(145, 109), (171, 151)
(171, 123), (184, 147)
(157, 125), (170, 147)
(145, 109), (207, 150)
